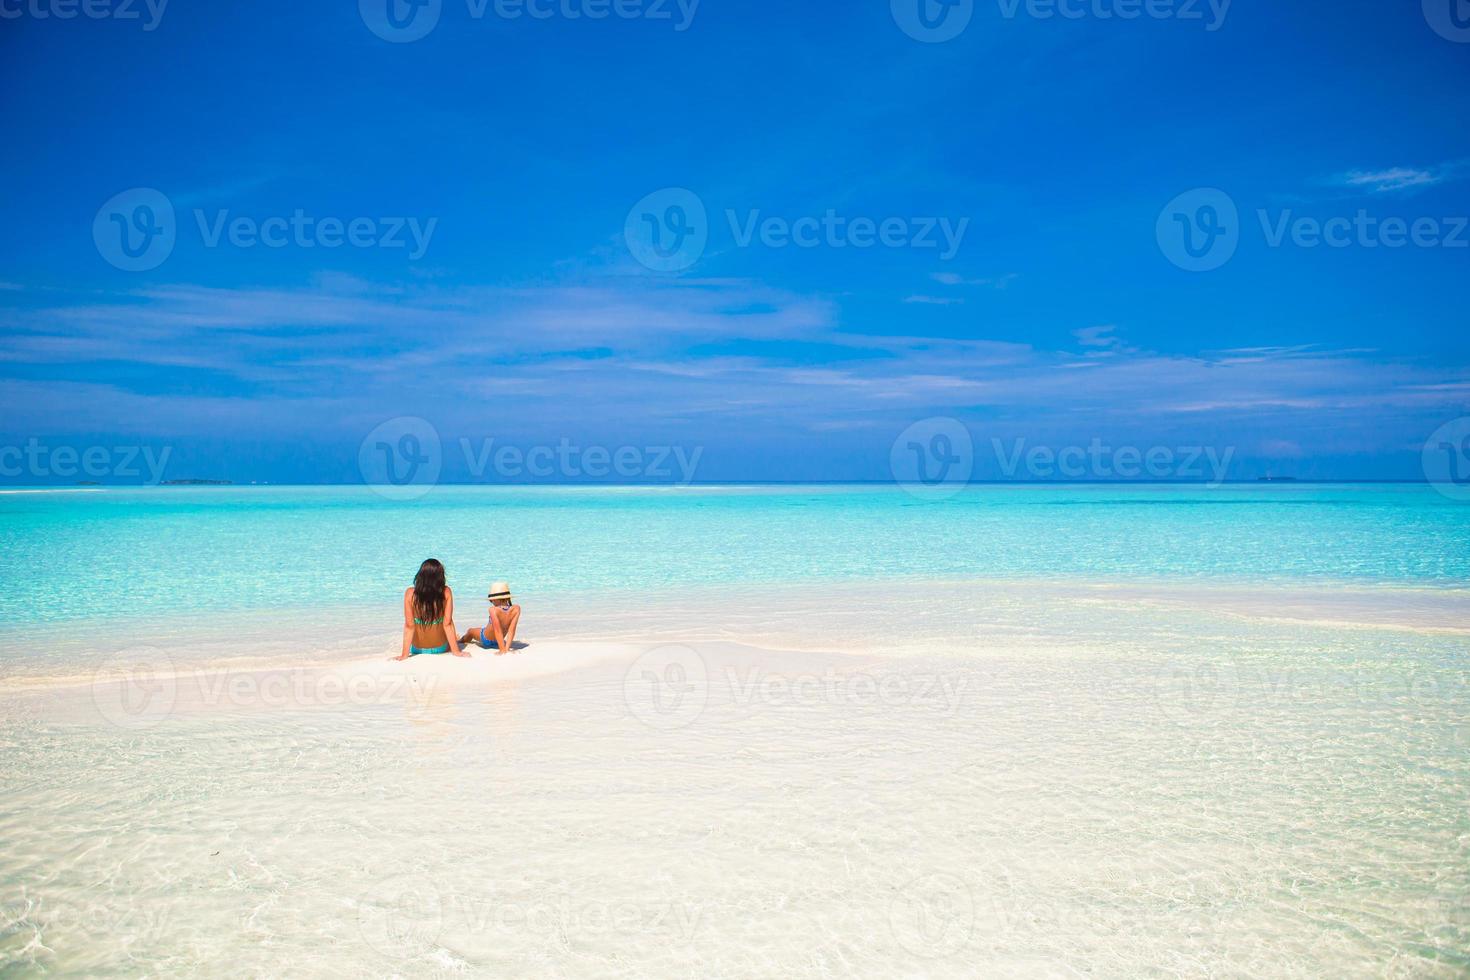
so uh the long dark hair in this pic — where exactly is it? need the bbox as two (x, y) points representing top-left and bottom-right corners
(412, 558), (447, 623)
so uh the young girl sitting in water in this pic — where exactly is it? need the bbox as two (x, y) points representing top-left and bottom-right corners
(395, 558), (468, 659)
(460, 581), (521, 656)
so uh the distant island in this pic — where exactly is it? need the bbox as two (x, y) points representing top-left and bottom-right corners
(73, 479), (233, 486)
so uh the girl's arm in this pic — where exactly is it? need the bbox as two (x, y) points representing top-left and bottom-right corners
(489, 607), (508, 654)
(446, 587), (466, 656)
(396, 589), (413, 660)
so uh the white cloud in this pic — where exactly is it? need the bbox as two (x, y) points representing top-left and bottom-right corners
(1073, 324), (1120, 348)
(1339, 168), (1437, 192)
(1331, 160), (1467, 194)
(4, 276), (1467, 461)
(929, 272), (1017, 289)
(0, 277), (838, 382)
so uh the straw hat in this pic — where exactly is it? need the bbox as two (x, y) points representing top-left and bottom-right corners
(487, 582), (512, 601)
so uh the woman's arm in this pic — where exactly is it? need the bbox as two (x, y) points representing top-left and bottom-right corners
(446, 587), (466, 656)
(395, 589), (413, 660)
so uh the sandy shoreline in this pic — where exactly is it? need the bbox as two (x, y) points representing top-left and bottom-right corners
(3, 627), (1467, 975)
(5, 576), (1469, 695)
(3, 579), (1468, 974)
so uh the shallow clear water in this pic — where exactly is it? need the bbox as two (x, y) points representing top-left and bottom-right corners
(2, 602), (1467, 977)
(0, 486), (1467, 976)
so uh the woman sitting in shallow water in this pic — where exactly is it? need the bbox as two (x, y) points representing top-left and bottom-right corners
(396, 558), (468, 659)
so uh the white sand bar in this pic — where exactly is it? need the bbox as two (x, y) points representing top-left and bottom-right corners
(1, 581), (1467, 976)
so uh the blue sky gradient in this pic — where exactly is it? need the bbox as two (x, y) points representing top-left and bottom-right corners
(1, 0), (1467, 483)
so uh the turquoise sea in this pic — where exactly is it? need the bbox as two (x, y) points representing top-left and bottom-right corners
(2, 482), (1468, 976)
(2, 483), (1468, 627)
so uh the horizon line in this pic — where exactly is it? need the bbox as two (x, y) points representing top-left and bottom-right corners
(0, 479), (1446, 489)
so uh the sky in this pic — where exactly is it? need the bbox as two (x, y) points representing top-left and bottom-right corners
(0, 0), (1468, 484)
